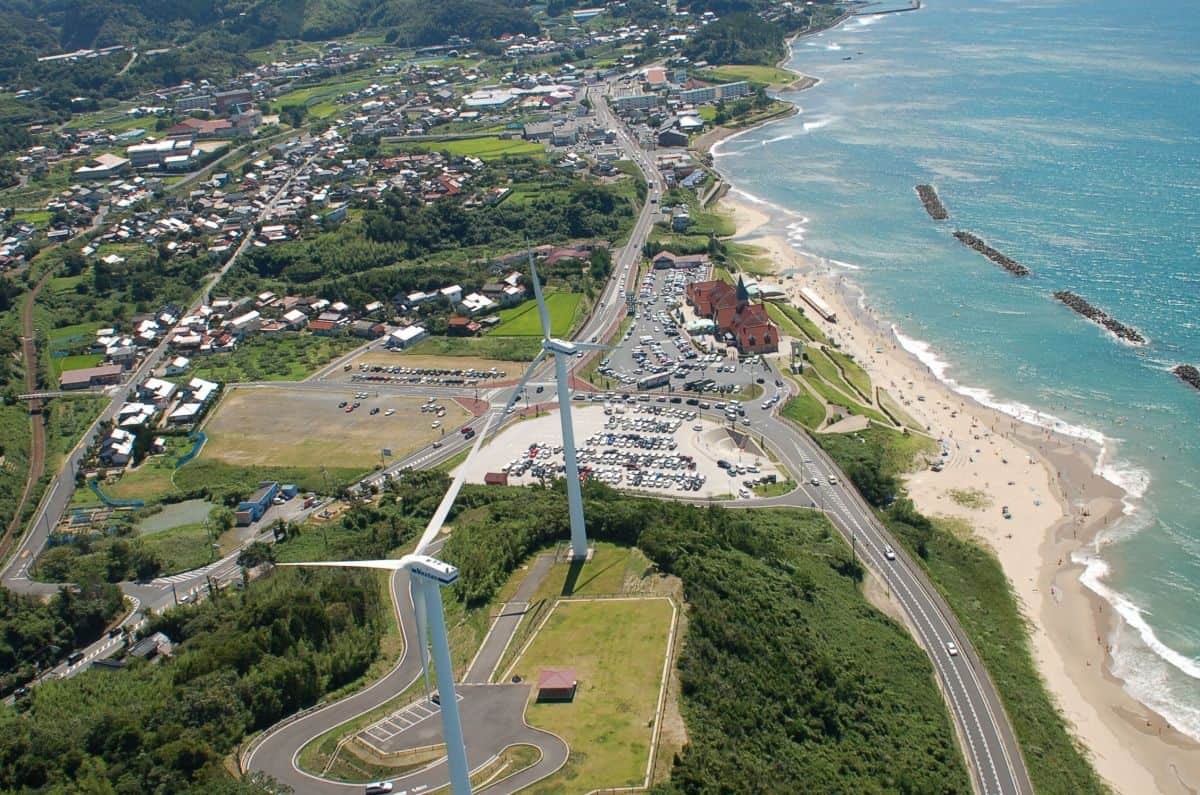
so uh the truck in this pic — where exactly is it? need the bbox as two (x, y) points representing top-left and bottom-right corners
(636, 372), (670, 390)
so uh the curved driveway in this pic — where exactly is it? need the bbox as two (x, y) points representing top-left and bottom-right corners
(244, 558), (568, 794)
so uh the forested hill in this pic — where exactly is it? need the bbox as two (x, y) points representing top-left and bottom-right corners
(0, 0), (538, 81)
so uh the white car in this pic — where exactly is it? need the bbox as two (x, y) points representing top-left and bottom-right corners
(431, 421), (442, 429)
(884, 545), (896, 561)
(365, 783), (393, 795)
(945, 641), (959, 657)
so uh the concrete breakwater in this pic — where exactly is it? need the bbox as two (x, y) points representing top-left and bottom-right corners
(1053, 290), (1146, 344)
(915, 184), (949, 220)
(1174, 364), (1200, 392)
(953, 231), (1030, 276)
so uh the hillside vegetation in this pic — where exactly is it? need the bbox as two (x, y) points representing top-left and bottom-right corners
(817, 424), (1107, 794)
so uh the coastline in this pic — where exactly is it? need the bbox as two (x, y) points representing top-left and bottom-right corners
(693, 31), (1200, 795)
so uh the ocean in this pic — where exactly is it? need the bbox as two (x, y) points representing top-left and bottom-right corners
(713, 0), (1200, 737)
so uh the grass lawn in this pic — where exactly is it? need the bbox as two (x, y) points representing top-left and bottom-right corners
(48, 272), (85, 294)
(48, 320), (106, 347)
(490, 293), (582, 337)
(697, 64), (800, 87)
(51, 353), (103, 380)
(825, 347), (873, 400)
(515, 598), (674, 794)
(403, 336), (539, 362)
(800, 369), (890, 425)
(782, 389), (826, 430)
(410, 136), (547, 160)
(100, 438), (195, 504)
(12, 209), (51, 226)
(726, 242), (775, 276)
(137, 521), (226, 576)
(202, 387), (469, 469)
(806, 346), (860, 400)
(753, 478), (796, 497)
(765, 302), (804, 338)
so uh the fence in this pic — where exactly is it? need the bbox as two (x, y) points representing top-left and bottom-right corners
(175, 431), (207, 469)
(88, 480), (145, 508)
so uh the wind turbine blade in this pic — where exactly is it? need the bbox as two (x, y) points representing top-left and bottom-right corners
(410, 576), (432, 696)
(572, 341), (612, 351)
(503, 348), (548, 414)
(278, 560), (407, 571)
(414, 408), (501, 555)
(529, 250), (552, 340)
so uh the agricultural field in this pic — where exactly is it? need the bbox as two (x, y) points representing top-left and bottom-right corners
(408, 136), (547, 160)
(490, 293), (583, 337)
(516, 597), (675, 794)
(201, 386), (470, 469)
(188, 333), (363, 383)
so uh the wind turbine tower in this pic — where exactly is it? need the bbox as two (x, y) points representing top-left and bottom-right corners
(281, 410), (505, 794)
(508, 252), (605, 561)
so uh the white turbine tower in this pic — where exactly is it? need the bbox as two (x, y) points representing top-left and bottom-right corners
(280, 412), (502, 794)
(506, 252), (607, 561)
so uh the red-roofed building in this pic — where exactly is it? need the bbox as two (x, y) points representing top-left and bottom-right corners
(447, 316), (481, 336)
(308, 319), (339, 336)
(536, 668), (577, 702)
(686, 276), (779, 354)
(166, 118), (233, 139)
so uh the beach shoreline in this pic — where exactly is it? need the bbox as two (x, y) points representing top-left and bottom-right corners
(692, 28), (1200, 790)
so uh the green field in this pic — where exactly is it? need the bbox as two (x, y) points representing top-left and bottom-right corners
(410, 136), (547, 160)
(47, 320), (106, 347)
(188, 333), (363, 383)
(697, 64), (800, 87)
(402, 336), (539, 362)
(490, 293), (582, 337)
(826, 347), (873, 400)
(51, 354), (104, 380)
(781, 389), (826, 430)
(518, 598), (674, 794)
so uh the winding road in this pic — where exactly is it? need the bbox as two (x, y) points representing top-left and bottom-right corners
(0, 88), (1031, 795)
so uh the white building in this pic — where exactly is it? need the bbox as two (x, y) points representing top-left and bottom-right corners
(385, 325), (428, 350)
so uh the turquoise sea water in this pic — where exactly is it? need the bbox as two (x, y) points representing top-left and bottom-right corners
(713, 0), (1200, 736)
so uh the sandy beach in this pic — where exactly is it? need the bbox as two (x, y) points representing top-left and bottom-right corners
(717, 193), (1200, 793)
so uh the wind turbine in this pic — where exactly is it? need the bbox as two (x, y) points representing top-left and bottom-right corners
(280, 412), (501, 794)
(506, 251), (607, 561)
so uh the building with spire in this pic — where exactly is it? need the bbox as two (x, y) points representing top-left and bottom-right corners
(685, 275), (779, 354)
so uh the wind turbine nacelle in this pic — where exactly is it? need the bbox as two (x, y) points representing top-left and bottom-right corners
(544, 338), (578, 356)
(407, 555), (459, 586)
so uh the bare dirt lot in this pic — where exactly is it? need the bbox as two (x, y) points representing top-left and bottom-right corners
(202, 386), (470, 468)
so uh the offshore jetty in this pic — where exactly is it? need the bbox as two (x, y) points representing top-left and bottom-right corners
(1053, 291), (1146, 344)
(915, 184), (949, 220)
(953, 231), (1030, 276)
(1174, 364), (1200, 392)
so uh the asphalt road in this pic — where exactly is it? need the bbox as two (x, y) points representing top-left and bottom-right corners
(0, 90), (1030, 795)
(244, 545), (568, 795)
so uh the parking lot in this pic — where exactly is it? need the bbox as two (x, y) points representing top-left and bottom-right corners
(202, 386), (471, 469)
(595, 264), (779, 400)
(457, 403), (781, 499)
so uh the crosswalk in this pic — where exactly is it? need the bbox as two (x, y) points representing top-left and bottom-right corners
(358, 693), (460, 752)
